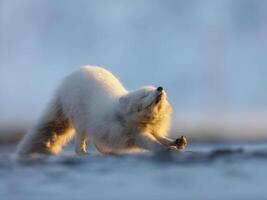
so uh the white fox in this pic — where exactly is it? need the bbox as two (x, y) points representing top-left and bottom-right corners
(16, 66), (187, 157)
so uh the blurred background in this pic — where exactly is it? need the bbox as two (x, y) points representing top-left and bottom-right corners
(1, 0), (267, 143)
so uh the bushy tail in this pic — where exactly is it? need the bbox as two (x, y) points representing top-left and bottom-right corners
(16, 98), (75, 158)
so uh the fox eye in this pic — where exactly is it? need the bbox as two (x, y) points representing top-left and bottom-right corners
(141, 94), (147, 99)
(137, 105), (142, 112)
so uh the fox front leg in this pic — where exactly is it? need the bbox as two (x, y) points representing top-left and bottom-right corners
(134, 133), (167, 151)
(153, 135), (188, 150)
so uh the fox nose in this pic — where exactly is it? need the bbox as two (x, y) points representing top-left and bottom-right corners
(157, 86), (163, 92)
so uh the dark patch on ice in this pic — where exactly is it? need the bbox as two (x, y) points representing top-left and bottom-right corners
(210, 147), (244, 156)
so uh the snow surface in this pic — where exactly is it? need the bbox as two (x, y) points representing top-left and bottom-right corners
(1, 143), (267, 200)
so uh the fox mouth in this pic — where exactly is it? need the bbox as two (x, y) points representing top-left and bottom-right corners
(155, 91), (163, 104)
(155, 92), (162, 104)
(142, 91), (163, 111)
(143, 93), (162, 110)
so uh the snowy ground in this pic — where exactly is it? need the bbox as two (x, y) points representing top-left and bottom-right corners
(1, 143), (267, 200)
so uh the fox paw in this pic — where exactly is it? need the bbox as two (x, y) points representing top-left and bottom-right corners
(175, 136), (187, 150)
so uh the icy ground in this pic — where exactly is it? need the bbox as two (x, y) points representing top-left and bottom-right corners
(0, 143), (267, 200)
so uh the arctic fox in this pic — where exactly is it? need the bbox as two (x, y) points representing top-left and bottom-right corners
(16, 66), (187, 157)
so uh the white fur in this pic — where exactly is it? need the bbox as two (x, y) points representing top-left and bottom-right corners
(16, 66), (173, 157)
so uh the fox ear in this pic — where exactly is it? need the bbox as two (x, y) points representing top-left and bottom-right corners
(119, 96), (129, 106)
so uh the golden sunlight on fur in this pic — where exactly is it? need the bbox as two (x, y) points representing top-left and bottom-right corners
(16, 66), (187, 158)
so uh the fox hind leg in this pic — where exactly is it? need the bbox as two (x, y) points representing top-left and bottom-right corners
(16, 98), (75, 157)
(74, 128), (89, 155)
